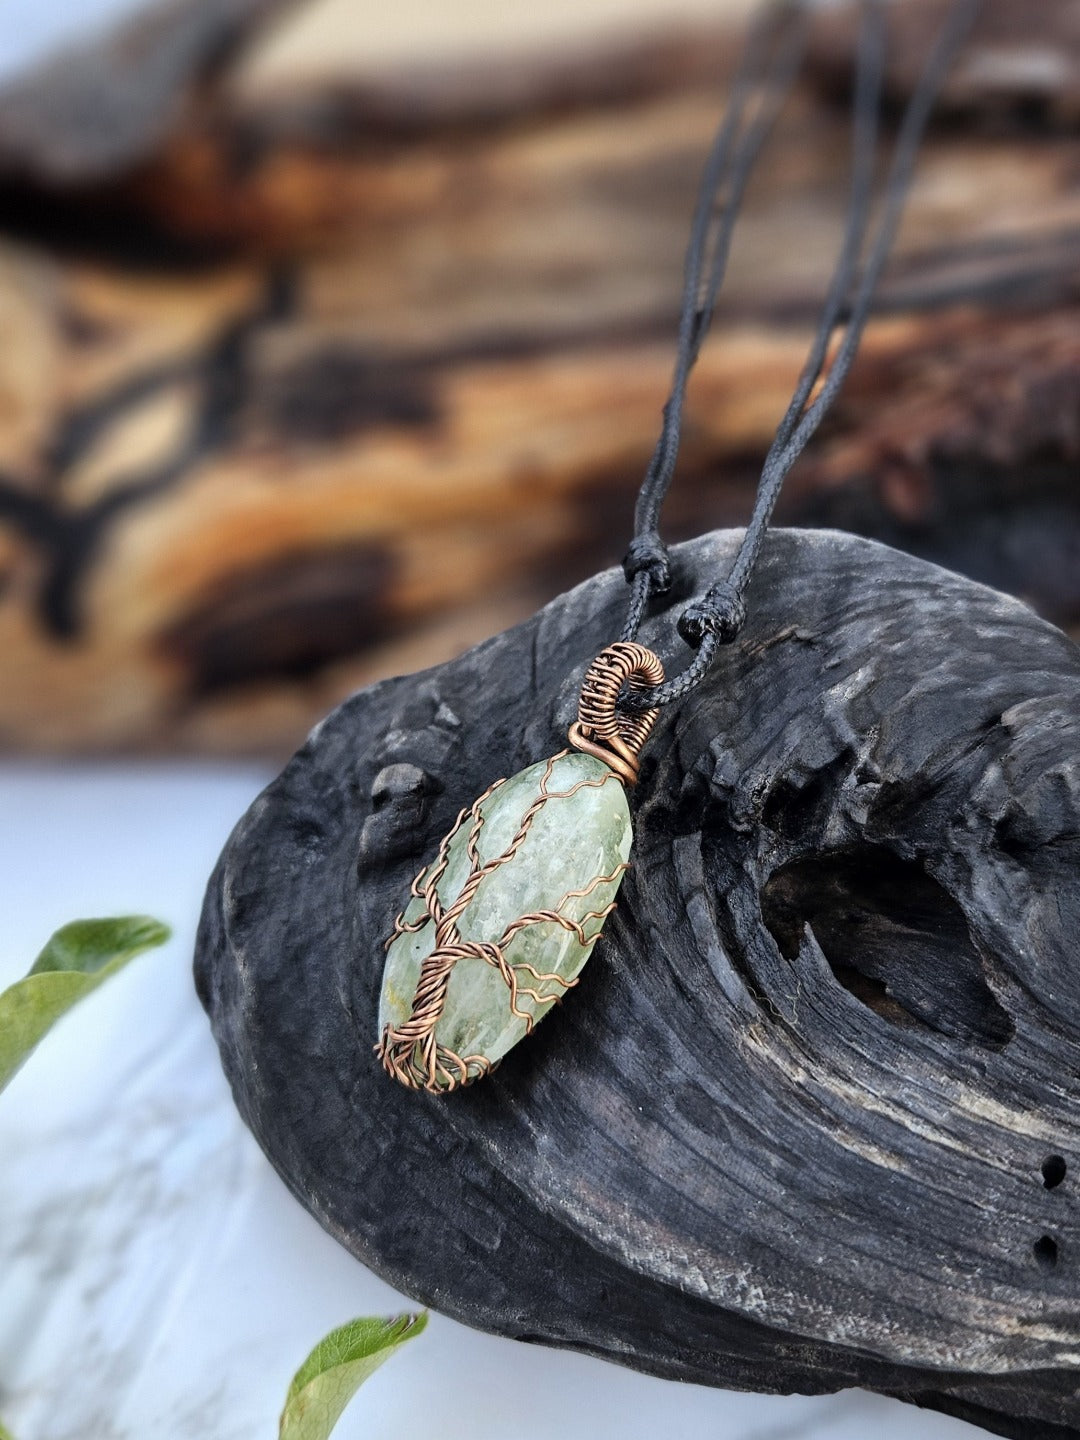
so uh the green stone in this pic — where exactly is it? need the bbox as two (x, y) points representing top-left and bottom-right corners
(377, 750), (631, 1090)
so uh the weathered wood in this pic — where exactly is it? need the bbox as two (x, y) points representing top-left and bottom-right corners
(195, 528), (1080, 1439)
(0, 0), (1076, 754)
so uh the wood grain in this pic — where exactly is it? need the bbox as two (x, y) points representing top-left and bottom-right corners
(0, 0), (1075, 753)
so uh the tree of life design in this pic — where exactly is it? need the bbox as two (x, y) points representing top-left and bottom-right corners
(376, 752), (628, 1093)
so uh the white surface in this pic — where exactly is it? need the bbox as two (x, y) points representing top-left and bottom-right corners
(0, 763), (987, 1439)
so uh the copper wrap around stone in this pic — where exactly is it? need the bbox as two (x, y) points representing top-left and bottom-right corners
(375, 642), (664, 1093)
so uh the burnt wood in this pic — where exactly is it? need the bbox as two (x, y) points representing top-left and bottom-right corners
(195, 528), (1080, 1438)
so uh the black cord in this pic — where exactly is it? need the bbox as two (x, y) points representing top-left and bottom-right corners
(621, 0), (981, 712)
(620, 0), (810, 642)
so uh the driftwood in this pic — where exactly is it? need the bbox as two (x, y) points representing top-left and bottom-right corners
(196, 528), (1080, 1439)
(0, 0), (1075, 753)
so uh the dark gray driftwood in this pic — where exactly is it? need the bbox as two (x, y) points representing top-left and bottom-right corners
(195, 529), (1080, 1438)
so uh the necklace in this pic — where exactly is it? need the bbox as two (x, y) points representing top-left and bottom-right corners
(376, 0), (979, 1094)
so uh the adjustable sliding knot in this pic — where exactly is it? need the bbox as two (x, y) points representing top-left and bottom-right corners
(678, 583), (747, 648)
(623, 534), (671, 593)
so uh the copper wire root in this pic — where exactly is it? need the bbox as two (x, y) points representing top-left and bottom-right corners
(568, 641), (665, 784)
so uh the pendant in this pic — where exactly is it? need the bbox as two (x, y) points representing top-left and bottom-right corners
(376, 642), (665, 1093)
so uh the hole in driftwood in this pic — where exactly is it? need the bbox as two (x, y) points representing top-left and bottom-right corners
(760, 847), (1015, 1050)
(761, 755), (853, 840)
(1034, 1235), (1059, 1268)
(1043, 1155), (1068, 1189)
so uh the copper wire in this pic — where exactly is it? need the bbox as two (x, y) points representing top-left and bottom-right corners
(568, 642), (665, 784)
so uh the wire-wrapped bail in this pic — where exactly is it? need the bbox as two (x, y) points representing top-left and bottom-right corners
(567, 642), (665, 786)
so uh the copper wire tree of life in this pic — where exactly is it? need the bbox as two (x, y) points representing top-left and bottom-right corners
(376, 751), (631, 1093)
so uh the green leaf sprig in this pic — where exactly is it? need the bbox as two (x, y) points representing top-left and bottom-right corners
(279, 1312), (428, 1440)
(0, 916), (170, 1094)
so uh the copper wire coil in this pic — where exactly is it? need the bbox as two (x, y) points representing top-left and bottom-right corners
(569, 642), (664, 784)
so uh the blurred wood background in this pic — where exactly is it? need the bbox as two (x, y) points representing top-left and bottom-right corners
(0, 0), (1075, 754)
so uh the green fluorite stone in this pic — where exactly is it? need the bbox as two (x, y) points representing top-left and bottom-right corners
(378, 750), (631, 1088)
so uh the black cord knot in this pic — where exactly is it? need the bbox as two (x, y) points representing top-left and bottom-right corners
(678, 584), (746, 647)
(623, 535), (671, 593)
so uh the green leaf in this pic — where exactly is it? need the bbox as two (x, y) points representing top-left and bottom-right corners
(0, 1419), (15, 1440)
(279, 1312), (427, 1440)
(0, 916), (170, 1094)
